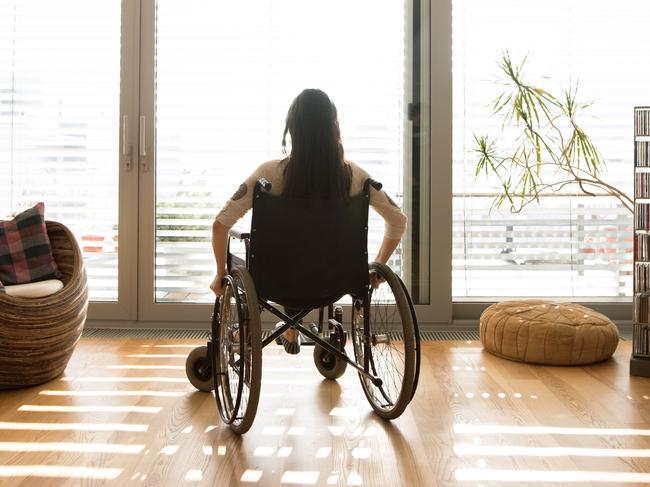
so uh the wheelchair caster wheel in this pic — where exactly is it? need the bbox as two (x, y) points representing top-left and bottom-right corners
(313, 330), (347, 380)
(186, 346), (213, 392)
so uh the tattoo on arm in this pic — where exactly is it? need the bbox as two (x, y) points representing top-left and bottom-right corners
(231, 183), (248, 201)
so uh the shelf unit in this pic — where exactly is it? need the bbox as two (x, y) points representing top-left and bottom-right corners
(632, 106), (650, 377)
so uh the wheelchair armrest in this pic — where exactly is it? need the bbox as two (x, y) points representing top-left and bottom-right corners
(229, 228), (250, 240)
(228, 253), (246, 269)
(227, 227), (251, 271)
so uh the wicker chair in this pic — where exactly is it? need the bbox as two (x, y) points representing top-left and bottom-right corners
(0, 221), (88, 389)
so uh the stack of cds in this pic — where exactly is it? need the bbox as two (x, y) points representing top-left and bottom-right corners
(636, 172), (650, 197)
(635, 263), (650, 292)
(635, 234), (650, 261)
(636, 108), (650, 136)
(635, 204), (650, 230)
(632, 318), (650, 357)
(637, 141), (650, 167)
(635, 292), (650, 324)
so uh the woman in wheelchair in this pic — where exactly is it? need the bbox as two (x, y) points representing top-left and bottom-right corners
(186, 89), (420, 434)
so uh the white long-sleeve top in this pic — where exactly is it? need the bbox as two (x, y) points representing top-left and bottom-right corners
(215, 159), (407, 240)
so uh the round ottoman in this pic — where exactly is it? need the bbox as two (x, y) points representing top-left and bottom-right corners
(480, 300), (619, 365)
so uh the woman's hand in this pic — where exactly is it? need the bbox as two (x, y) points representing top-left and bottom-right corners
(210, 272), (228, 296)
(370, 272), (386, 289)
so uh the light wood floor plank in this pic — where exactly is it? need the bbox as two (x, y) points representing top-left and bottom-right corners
(0, 339), (649, 486)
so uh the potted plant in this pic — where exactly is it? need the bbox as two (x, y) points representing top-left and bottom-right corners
(473, 52), (632, 215)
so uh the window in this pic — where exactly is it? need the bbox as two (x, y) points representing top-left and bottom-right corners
(5, 0), (643, 318)
(452, 0), (649, 298)
(0, 0), (121, 301)
(0, 0), (435, 322)
(154, 0), (410, 303)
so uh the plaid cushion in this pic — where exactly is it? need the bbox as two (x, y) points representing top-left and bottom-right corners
(0, 203), (61, 285)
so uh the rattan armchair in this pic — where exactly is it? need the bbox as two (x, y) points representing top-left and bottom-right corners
(0, 221), (88, 389)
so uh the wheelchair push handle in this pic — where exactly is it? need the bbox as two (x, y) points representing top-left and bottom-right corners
(364, 178), (382, 192)
(256, 178), (272, 192)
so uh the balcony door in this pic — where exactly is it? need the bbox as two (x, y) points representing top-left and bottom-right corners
(136, 0), (434, 322)
(2, 0), (440, 324)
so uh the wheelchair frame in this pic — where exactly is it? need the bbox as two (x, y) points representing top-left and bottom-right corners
(186, 178), (421, 434)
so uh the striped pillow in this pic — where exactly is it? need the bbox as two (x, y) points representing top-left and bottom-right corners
(0, 203), (61, 285)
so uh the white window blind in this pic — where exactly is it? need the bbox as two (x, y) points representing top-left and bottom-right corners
(452, 0), (650, 298)
(0, 0), (121, 301)
(155, 0), (406, 302)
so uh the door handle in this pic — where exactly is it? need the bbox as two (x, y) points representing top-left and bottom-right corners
(122, 115), (133, 171)
(139, 115), (149, 172)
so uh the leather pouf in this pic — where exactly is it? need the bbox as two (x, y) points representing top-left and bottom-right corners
(480, 300), (619, 365)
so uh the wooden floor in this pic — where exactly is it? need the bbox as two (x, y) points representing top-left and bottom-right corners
(0, 338), (649, 487)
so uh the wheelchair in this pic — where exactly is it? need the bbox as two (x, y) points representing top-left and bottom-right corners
(186, 178), (421, 434)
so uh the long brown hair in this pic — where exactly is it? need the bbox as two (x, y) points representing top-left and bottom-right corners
(281, 89), (351, 200)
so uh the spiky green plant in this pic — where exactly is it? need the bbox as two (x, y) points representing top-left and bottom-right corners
(474, 52), (632, 214)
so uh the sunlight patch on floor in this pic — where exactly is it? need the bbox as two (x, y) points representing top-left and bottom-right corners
(0, 422), (148, 432)
(0, 465), (122, 479)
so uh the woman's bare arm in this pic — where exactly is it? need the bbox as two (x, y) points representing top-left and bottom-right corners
(210, 220), (230, 295)
(374, 236), (401, 265)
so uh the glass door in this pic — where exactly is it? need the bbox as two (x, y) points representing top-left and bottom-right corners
(1, 0), (440, 324)
(138, 0), (439, 323)
(0, 0), (139, 320)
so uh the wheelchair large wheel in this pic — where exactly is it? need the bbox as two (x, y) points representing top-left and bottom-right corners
(212, 266), (262, 435)
(351, 262), (416, 420)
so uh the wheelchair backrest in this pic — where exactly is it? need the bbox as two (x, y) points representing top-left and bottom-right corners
(248, 180), (375, 309)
